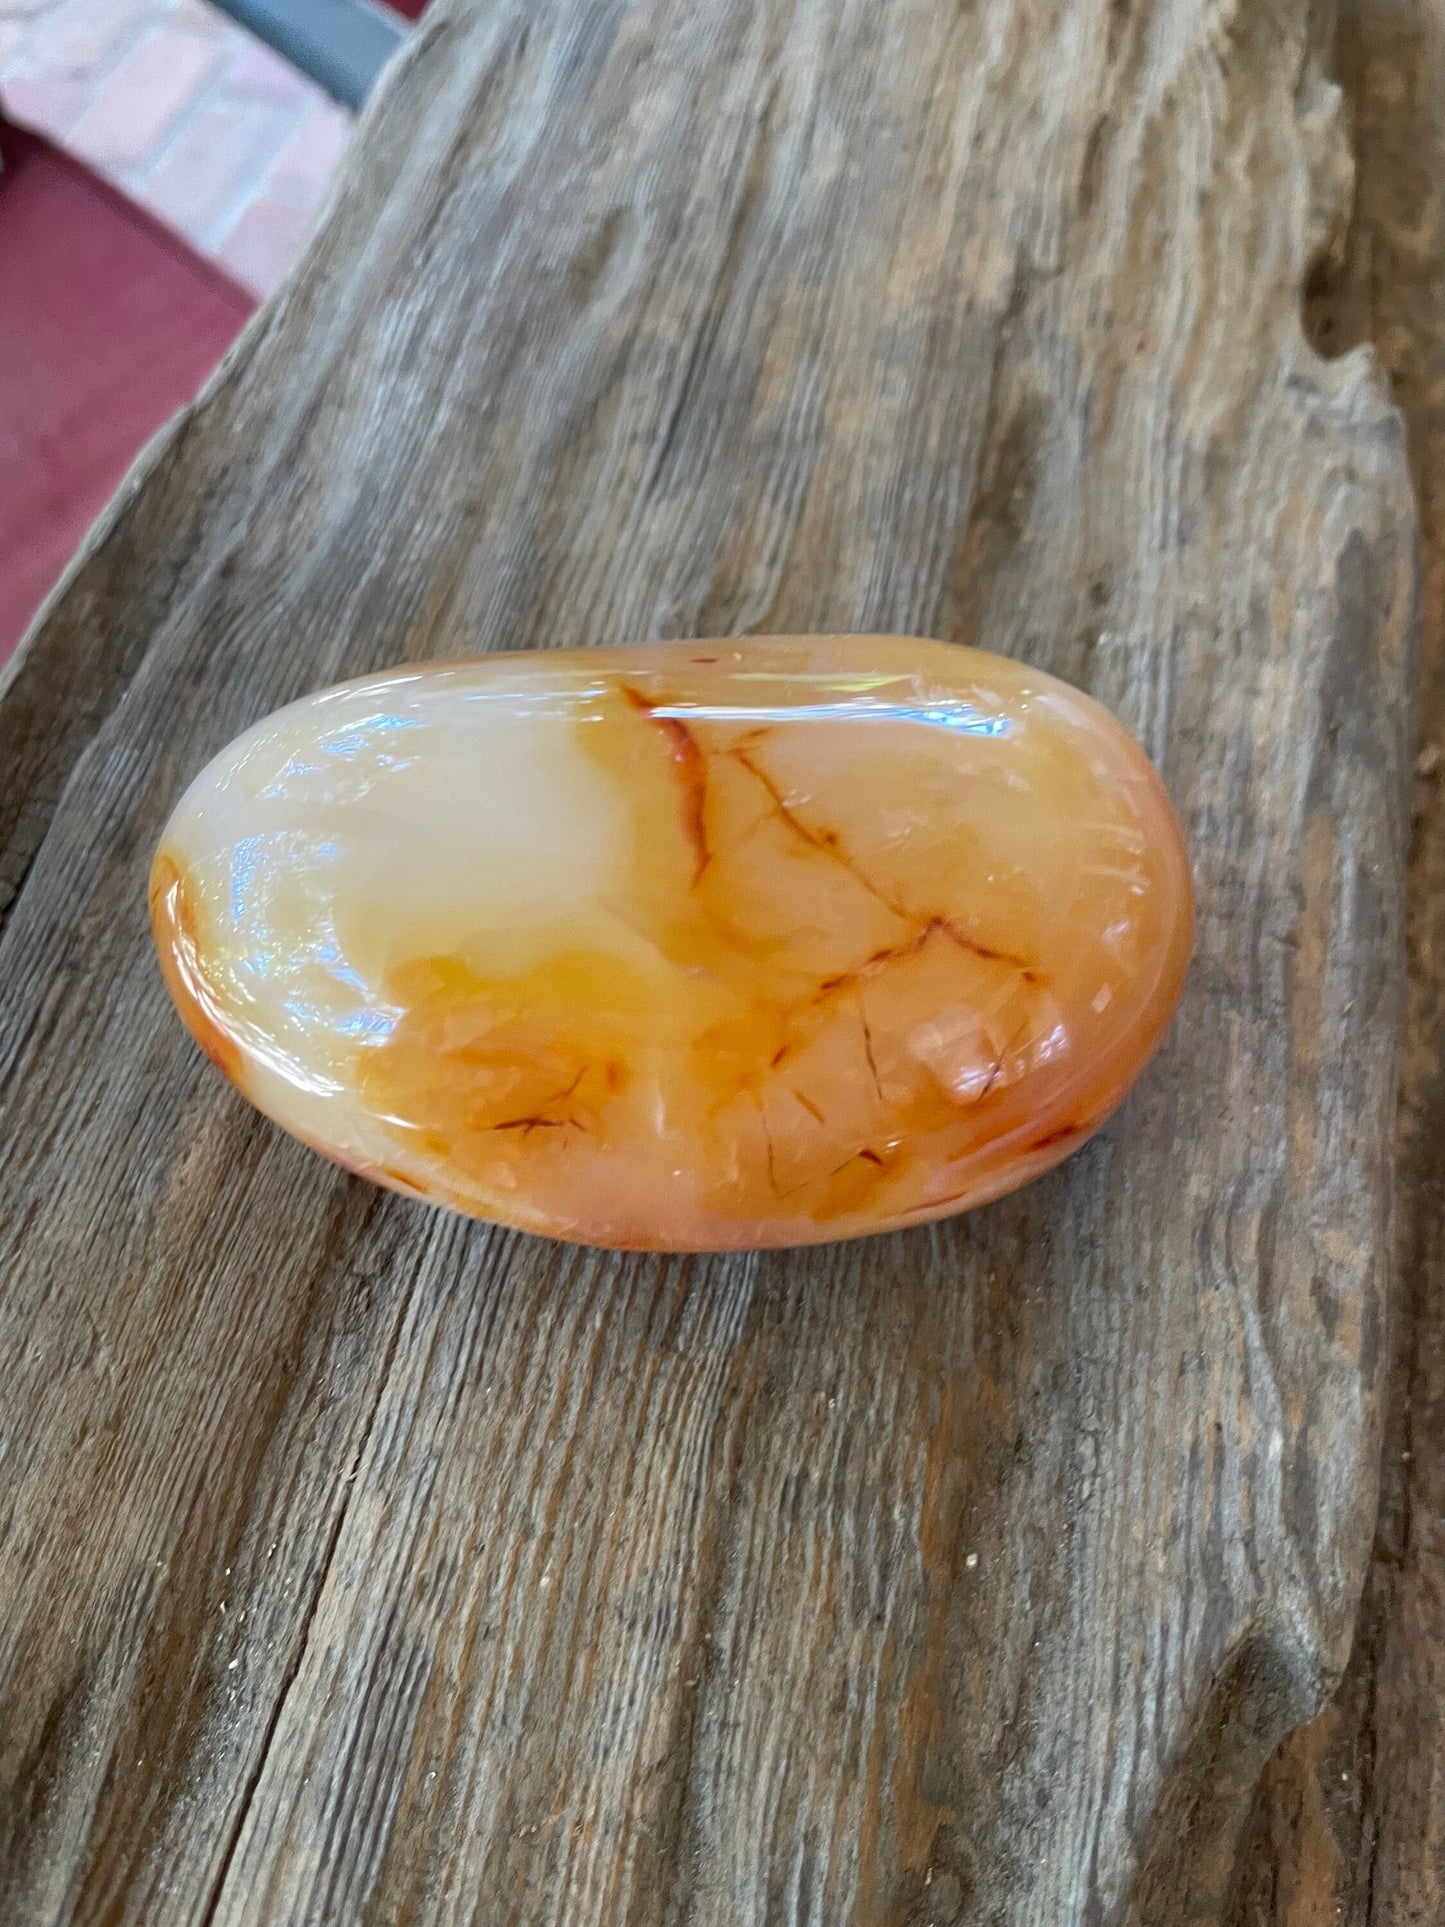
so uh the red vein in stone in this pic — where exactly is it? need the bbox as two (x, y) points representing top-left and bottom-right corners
(727, 746), (906, 921)
(859, 1003), (883, 1098)
(622, 685), (711, 882)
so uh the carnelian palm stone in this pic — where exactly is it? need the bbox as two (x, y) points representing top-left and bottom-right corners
(150, 636), (1193, 1249)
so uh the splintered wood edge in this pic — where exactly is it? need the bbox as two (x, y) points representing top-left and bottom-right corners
(0, 0), (1420, 1919)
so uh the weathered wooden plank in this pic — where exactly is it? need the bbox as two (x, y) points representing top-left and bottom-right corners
(0, 0), (1415, 1921)
(1227, 0), (1445, 1918)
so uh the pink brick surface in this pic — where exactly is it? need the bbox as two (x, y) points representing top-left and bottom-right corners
(168, 0), (230, 35)
(217, 193), (313, 294)
(15, 0), (140, 74)
(268, 97), (350, 207)
(224, 33), (309, 103)
(65, 24), (220, 168)
(1, 71), (86, 127)
(140, 93), (286, 241)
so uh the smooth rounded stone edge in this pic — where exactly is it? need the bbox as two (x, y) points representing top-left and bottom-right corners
(149, 636), (1194, 1250)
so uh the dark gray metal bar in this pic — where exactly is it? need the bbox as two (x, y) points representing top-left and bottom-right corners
(207, 0), (408, 110)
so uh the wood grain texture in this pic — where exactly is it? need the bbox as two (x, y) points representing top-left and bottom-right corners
(1228, 0), (1445, 1919)
(0, 0), (1415, 1920)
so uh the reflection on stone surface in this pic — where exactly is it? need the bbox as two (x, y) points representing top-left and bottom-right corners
(150, 636), (1193, 1249)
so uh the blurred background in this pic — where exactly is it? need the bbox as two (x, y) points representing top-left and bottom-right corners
(0, 0), (420, 662)
(0, 0), (354, 295)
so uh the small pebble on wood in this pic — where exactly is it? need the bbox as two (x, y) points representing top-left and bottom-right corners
(150, 636), (1193, 1249)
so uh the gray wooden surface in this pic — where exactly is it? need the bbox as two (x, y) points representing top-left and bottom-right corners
(0, 0), (1417, 1920)
(1228, 0), (1445, 1917)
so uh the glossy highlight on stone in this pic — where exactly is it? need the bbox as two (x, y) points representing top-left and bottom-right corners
(150, 637), (1193, 1249)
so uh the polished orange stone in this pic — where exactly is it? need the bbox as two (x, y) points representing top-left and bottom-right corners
(150, 637), (1192, 1249)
